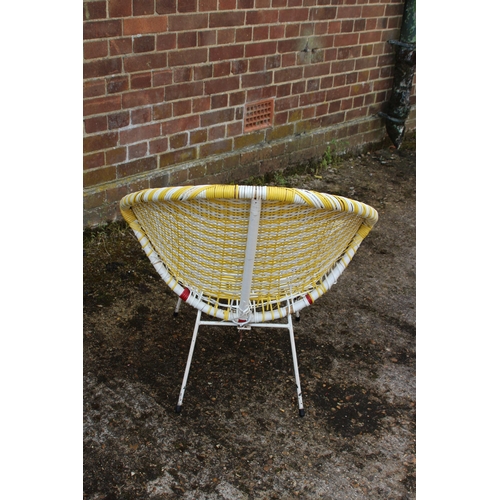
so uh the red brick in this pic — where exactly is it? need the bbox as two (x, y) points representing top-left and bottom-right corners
(83, 1), (107, 20)
(279, 9), (308, 23)
(337, 46), (361, 60)
(292, 81), (305, 94)
(208, 125), (225, 141)
(205, 76), (240, 94)
(336, 6), (362, 19)
(274, 67), (303, 83)
(156, 0), (176, 14)
(248, 57), (265, 72)
(123, 16), (168, 35)
(231, 60), (247, 75)
(245, 41), (277, 58)
(173, 67), (193, 83)
(304, 62), (331, 78)
(173, 99), (192, 116)
(278, 38), (303, 53)
(245, 10), (279, 24)
(105, 147), (127, 165)
(200, 139), (233, 157)
(200, 0), (218, 11)
(168, 14), (208, 31)
(192, 96), (211, 113)
(117, 157), (157, 179)
(128, 142), (148, 160)
(122, 88), (165, 108)
(133, 0), (154, 16)
(341, 20), (354, 33)
(275, 95), (299, 112)
(133, 35), (155, 53)
(253, 26), (269, 41)
(210, 45), (244, 62)
(213, 61), (231, 78)
(300, 91), (325, 106)
(109, 0), (132, 18)
(155, 34), (175, 51)
(84, 58), (121, 79)
(83, 20), (121, 40)
(84, 152), (105, 170)
(107, 76), (129, 94)
(241, 71), (273, 88)
(199, 30), (217, 46)
(239, 0), (254, 7)
(85, 116), (107, 134)
(200, 108), (234, 127)
(124, 53), (167, 72)
(219, 0), (237, 8)
(84, 132), (118, 153)
(162, 115), (200, 135)
(110, 38), (133, 56)
(179, 0), (197, 12)
(108, 111), (130, 130)
(384, 4), (404, 17)
(84, 40), (108, 59)
(149, 137), (169, 154)
(83, 95), (121, 116)
(217, 28), (236, 45)
(335, 33), (359, 47)
(350, 82), (372, 96)
(170, 132), (189, 149)
(178, 31), (197, 48)
(194, 65), (213, 80)
(168, 82), (204, 101)
(360, 31), (382, 45)
(84, 79), (105, 98)
(190, 129), (208, 145)
(84, 166), (116, 188)
(169, 48), (207, 67)
(355, 56), (378, 70)
(159, 147), (197, 167)
(210, 12), (245, 28)
(131, 108), (152, 124)
(152, 103), (172, 120)
(153, 69), (173, 86)
(310, 7), (337, 20)
(214, 62), (230, 78)
(236, 27), (252, 43)
(131, 72), (152, 89)
(270, 25), (285, 39)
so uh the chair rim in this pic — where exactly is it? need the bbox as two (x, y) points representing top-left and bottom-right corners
(120, 185), (378, 324)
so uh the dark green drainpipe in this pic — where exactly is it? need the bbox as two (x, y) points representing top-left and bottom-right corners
(379, 0), (416, 149)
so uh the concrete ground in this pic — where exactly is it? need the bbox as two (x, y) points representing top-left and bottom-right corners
(84, 133), (415, 499)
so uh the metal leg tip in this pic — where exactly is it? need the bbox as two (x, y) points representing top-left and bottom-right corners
(299, 408), (305, 417)
(173, 312), (179, 317)
(175, 405), (182, 414)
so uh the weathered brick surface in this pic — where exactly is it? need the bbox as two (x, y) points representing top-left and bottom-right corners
(84, 0), (416, 226)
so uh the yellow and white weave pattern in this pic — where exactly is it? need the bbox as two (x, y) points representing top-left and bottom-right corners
(120, 185), (378, 323)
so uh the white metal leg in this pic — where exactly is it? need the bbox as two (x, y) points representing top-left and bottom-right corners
(175, 309), (202, 413)
(287, 314), (305, 417)
(174, 311), (305, 416)
(173, 297), (182, 316)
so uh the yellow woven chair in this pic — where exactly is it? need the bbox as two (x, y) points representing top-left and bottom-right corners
(120, 185), (378, 417)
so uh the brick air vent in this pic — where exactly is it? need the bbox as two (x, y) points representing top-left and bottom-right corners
(244, 99), (274, 132)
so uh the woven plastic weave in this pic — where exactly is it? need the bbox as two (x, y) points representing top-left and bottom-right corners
(120, 185), (378, 323)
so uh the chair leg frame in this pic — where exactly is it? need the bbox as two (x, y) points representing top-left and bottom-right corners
(174, 310), (305, 417)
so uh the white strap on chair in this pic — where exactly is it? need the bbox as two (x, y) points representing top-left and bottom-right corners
(236, 195), (262, 326)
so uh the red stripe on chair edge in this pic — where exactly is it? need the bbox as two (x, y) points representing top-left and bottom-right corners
(306, 294), (313, 305)
(180, 288), (190, 301)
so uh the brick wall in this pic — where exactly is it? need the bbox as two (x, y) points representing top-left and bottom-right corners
(83, 0), (416, 226)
